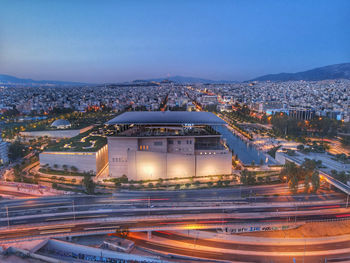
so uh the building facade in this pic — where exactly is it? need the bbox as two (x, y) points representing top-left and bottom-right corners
(39, 144), (108, 175)
(106, 111), (232, 180)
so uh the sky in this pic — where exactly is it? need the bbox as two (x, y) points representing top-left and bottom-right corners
(1, 0), (350, 83)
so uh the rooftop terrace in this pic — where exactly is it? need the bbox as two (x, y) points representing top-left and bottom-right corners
(106, 111), (226, 125)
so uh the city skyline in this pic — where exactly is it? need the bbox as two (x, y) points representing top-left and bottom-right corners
(1, 0), (350, 83)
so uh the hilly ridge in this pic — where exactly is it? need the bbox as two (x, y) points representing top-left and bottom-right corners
(251, 63), (350, 82)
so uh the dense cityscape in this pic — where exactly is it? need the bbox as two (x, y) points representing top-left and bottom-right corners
(1, 1), (350, 262)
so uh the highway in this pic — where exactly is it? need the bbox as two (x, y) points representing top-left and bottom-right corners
(0, 185), (347, 228)
(1, 185), (350, 262)
(129, 231), (350, 263)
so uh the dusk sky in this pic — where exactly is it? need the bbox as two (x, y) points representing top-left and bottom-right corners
(1, 0), (350, 83)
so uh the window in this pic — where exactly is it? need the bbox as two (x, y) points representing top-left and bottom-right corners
(154, 141), (163, 146)
(178, 140), (181, 145)
(168, 140), (173, 144)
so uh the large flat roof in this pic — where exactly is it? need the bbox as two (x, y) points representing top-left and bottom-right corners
(107, 111), (226, 125)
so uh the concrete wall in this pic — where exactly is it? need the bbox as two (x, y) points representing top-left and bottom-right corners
(39, 145), (108, 175)
(43, 239), (164, 263)
(167, 153), (195, 178)
(139, 138), (167, 153)
(196, 151), (232, 177)
(40, 152), (97, 173)
(131, 150), (167, 181)
(108, 137), (138, 177)
(108, 137), (232, 179)
(167, 137), (195, 154)
(96, 144), (108, 173)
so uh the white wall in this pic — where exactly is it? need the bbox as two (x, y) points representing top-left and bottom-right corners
(108, 137), (138, 177)
(108, 137), (232, 180)
(167, 153), (195, 178)
(39, 145), (108, 175)
(131, 151), (167, 181)
(196, 152), (232, 177)
(40, 152), (97, 173)
(139, 138), (167, 153)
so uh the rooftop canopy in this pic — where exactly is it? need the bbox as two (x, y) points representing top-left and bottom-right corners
(106, 111), (226, 125)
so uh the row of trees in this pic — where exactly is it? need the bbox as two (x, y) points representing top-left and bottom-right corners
(280, 159), (321, 194)
(271, 115), (339, 139)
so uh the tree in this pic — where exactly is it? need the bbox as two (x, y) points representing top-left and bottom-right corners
(311, 171), (320, 193)
(8, 141), (27, 161)
(185, 183), (191, 188)
(304, 173), (310, 193)
(82, 173), (95, 194)
(247, 173), (256, 185)
(336, 171), (348, 183)
(297, 144), (304, 151)
(241, 169), (249, 184)
(120, 174), (128, 183)
(288, 175), (299, 194)
(281, 162), (301, 194)
(13, 164), (22, 182)
(207, 181), (213, 187)
(70, 166), (78, 173)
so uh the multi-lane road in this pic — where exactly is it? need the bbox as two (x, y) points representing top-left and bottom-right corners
(1, 185), (350, 262)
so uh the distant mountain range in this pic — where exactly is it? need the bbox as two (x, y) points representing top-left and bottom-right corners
(251, 63), (350, 82)
(143, 76), (237, 84)
(0, 74), (89, 86)
(2, 62), (350, 86)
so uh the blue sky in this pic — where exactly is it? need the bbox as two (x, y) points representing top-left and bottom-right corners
(1, 0), (349, 83)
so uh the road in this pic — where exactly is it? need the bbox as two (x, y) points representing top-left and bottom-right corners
(129, 231), (350, 263)
(0, 185), (346, 226)
(0, 186), (349, 262)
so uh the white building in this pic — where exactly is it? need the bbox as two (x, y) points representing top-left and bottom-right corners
(106, 111), (232, 180)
